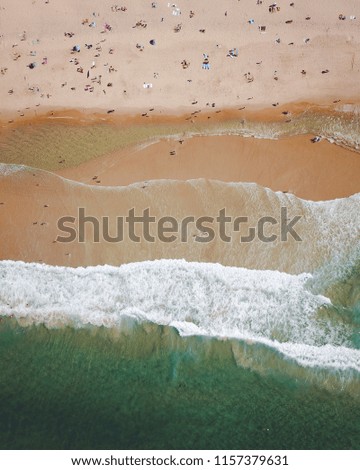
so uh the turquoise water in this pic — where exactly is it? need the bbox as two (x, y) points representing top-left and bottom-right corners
(0, 260), (359, 450)
(0, 109), (359, 450)
(0, 319), (359, 450)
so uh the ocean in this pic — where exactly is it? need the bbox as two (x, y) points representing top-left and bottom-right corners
(0, 112), (359, 449)
(0, 257), (359, 449)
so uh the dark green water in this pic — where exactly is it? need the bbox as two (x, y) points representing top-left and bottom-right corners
(0, 318), (359, 450)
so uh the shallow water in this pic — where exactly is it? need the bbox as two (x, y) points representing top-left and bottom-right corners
(0, 109), (359, 449)
(0, 110), (359, 170)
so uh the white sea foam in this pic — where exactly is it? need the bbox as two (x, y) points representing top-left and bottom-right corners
(0, 259), (359, 372)
(0, 162), (26, 176)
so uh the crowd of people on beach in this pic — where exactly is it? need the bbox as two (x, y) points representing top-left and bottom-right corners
(0, 1), (358, 122)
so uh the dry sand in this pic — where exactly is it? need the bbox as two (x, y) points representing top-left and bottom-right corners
(0, 0), (360, 119)
(0, 0), (359, 268)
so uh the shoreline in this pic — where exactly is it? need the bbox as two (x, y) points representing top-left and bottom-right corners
(0, 166), (358, 270)
(1, 102), (359, 202)
(1, 98), (360, 129)
(0, 0), (359, 453)
(56, 133), (360, 201)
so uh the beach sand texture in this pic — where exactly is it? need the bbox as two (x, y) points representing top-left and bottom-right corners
(0, 0), (359, 268)
(1, 1), (360, 452)
(0, 0), (359, 118)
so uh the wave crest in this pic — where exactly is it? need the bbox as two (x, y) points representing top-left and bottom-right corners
(1, 259), (359, 372)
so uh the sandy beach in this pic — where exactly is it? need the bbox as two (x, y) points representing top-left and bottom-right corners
(1, 1), (360, 454)
(56, 133), (360, 201)
(0, 0), (359, 119)
(0, 165), (358, 273)
(0, 0), (359, 268)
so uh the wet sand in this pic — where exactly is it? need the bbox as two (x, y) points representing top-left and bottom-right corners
(0, 0), (359, 269)
(0, 166), (358, 272)
(1, 101), (359, 201)
(57, 133), (360, 201)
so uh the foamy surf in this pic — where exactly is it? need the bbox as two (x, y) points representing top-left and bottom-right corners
(0, 259), (359, 373)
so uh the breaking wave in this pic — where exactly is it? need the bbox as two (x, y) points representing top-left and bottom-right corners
(0, 259), (359, 375)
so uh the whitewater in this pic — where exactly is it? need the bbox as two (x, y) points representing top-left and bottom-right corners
(0, 258), (359, 373)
